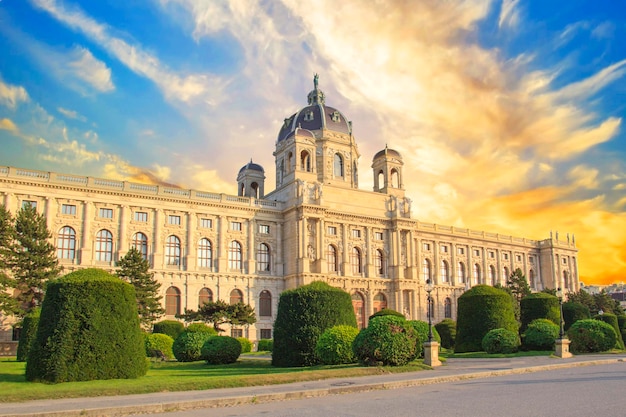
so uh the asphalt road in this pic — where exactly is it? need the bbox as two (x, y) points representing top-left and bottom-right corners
(145, 362), (626, 417)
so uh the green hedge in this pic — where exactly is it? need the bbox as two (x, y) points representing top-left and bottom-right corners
(567, 319), (617, 353)
(202, 336), (241, 365)
(368, 308), (405, 322)
(592, 313), (625, 350)
(237, 337), (253, 353)
(562, 302), (590, 331)
(407, 320), (440, 358)
(25, 268), (147, 382)
(172, 331), (214, 362)
(520, 293), (560, 332)
(353, 316), (418, 366)
(272, 281), (357, 367)
(455, 285), (518, 353)
(257, 339), (273, 352)
(482, 328), (520, 354)
(16, 308), (40, 362)
(153, 320), (185, 340)
(434, 319), (456, 349)
(186, 323), (218, 335)
(315, 325), (359, 365)
(522, 318), (559, 351)
(145, 333), (175, 360)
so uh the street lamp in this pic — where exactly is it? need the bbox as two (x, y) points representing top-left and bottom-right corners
(556, 287), (564, 339)
(425, 278), (434, 342)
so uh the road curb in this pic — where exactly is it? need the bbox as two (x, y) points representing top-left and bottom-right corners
(3, 358), (624, 417)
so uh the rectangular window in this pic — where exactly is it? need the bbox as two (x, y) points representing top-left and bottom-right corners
(260, 329), (272, 340)
(529, 256), (534, 264)
(489, 251), (495, 259)
(562, 258), (567, 265)
(61, 204), (76, 215)
(352, 229), (361, 238)
(200, 218), (212, 229)
(503, 253), (509, 260)
(441, 245), (448, 253)
(99, 208), (113, 219)
(423, 243), (431, 251)
(22, 200), (37, 209)
(168, 215), (181, 225)
(327, 226), (337, 235)
(457, 247), (465, 255)
(259, 224), (270, 234)
(134, 211), (148, 222)
(474, 249), (480, 257)
(516, 255), (522, 262)
(231, 329), (243, 338)
(374, 232), (384, 240)
(230, 221), (242, 231)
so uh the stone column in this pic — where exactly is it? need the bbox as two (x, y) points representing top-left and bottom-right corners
(118, 205), (129, 259)
(186, 212), (196, 271)
(424, 341), (442, 367)
(80, 201), (93, 265)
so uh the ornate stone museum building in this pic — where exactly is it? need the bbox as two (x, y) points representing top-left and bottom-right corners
(0, 77), (579, 345)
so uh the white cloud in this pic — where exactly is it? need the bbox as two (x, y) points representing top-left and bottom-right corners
(0, 118), (19, 132)
(57, 107), (87, 122)
(0, 80), (29, 109)
(498, 0), (520, 29)
(591, 21), (615, 40)
(67, 47), (114, 93)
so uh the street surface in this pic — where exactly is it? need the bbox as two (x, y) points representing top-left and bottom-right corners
(145, 363), (626, 417)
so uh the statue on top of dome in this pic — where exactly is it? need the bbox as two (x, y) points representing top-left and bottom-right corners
(314, 73), (319, 89)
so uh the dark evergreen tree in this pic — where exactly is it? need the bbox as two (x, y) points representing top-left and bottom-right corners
(116, 247), (165, 329)
(180, 300), (256, 333)
(9, 204), (61, 317)
(0, 205), (17, 316)
(506, 268), (532, 303)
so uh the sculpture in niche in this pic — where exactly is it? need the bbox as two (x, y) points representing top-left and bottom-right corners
(308, 244), (316, 261)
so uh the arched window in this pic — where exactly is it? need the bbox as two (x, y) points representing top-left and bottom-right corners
(250, 182), (259, 198)
(166, 235), (181, 266)
(377, 170), (384, 190)
(95, 229), (113, 262)
(259, 290), (272, 317)
(257, 243), (271, 272)
(529, 269), (535, 289)
(131, 232), (148, 260)
(474, 263), (481, 285)
(198, 287), (213, 307)
(390, 168), (399, 188)
(198, 238), (212, 268)
(333, 153), (344, 177)
(422, 259), (431, 282)
(57, 226), (76, 260)
(287, 152), (293, 172)
(327, 245), (338, 273)
(351, 247), (362, 275)
(300, 150), (311, 171)
(503, 266), (510, 282)
(353, 161), (358, 185)
(444, 297), (452, 318)
(373, 292), (387, 313)
(440, 260), (449, 283)
(375, 249), (385, 276)
(457, 262), (466, 284)
(352, 292), (365, 329)
(489, 265), (496, 285)
(165, 286), (181, 316)
(230, 289), (243, 304)
(228, 241), (242, 270)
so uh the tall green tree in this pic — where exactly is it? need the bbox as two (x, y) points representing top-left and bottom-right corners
(116, 247), (165, 329)
(9, 204), (61, 317)
(506, 268), (532, 303)
(180, 300), (256, 333)
(0, 205), (18, 316)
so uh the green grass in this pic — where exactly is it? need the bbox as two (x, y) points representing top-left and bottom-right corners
(0, 357), (430, 403)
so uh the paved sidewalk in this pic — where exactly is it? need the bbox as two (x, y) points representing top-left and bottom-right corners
(2, 354), (625, 417)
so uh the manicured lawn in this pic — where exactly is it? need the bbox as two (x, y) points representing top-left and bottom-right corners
(0, 356), (430, 403)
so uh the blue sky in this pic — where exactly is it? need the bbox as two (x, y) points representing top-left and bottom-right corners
(1, 0), (625, 285)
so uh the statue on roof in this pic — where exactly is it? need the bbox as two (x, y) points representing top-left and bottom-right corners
(314, 73), (319, 89)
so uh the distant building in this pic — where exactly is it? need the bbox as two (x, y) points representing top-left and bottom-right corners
(0, 77), (579, 350)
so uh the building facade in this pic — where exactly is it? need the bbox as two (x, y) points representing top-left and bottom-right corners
(0, 78), (579, 347)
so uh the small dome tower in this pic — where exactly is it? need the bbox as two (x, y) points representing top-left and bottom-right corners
(237, 160), (265, 198)
(372, 145), (404, 196)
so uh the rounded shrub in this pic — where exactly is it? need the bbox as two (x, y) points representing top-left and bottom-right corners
(562, 302), (591, 331)
(272, 281), (357, 367)
(407, 320), (440, 358)
(16, 308), (40, 362)
(455, 285), (518, 353)
(172, 331), (214, 362)
(434, 319), (456, 349)
(237, 337), (253, 353)
(202, 336), (242, 365)
(567, 319), (617, 353)
(153, 320), (185, 340)
(520, 293), (560, 332)
(186, 323), (218, 336)
(353, 316), (418, 366)
(315, 325), (359, 365)
(481, 328), (520, 354)
(257, 339), (273, 352)
(522, 318), (559, 351)
(368, 308), (405, 322)
(25, 268), (147, 382)
(145, 333), (175, 360)
(592, 313), (625, 349)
